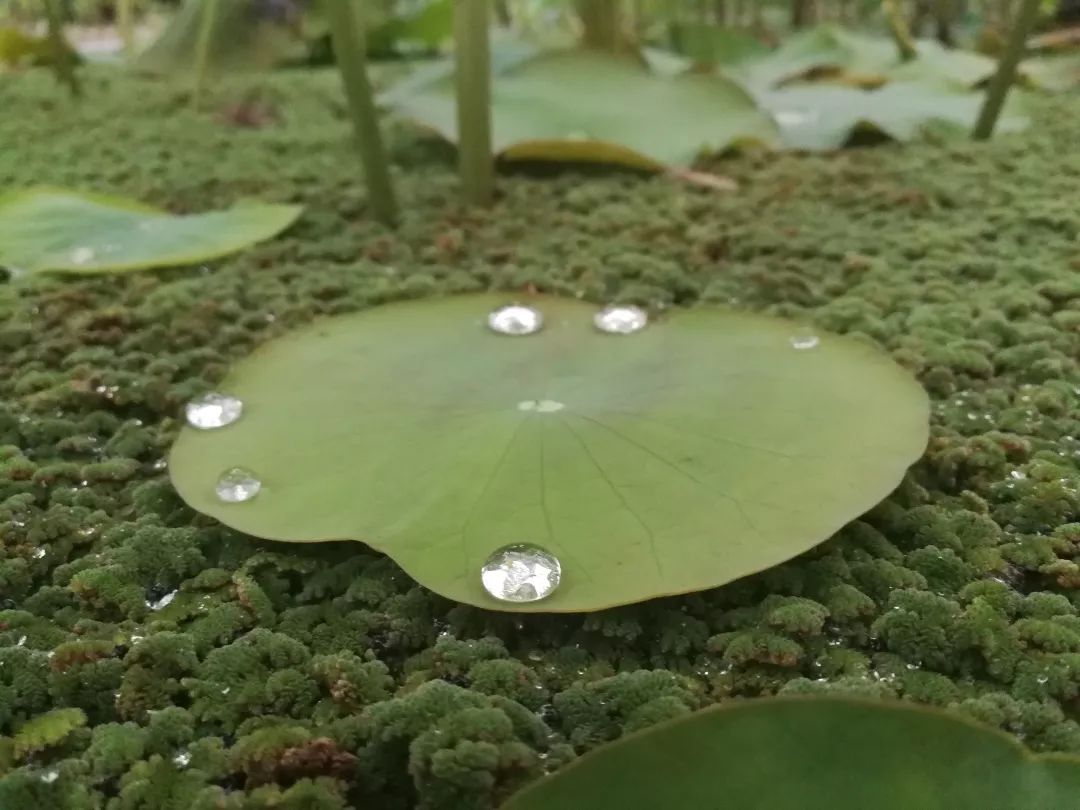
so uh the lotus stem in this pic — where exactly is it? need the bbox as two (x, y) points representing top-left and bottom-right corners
(191, 0), (219, 106)
(973, 0), (1039, 140)
(454, 0), (495, 207)
(326, 0), (399, 225)
(576, 0), (623, 50)
(883, 0), (918, 61)
(43, 0), (80, 97)
(117, 0), (136, 57)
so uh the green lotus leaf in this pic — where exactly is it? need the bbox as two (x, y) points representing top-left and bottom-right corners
(0, 188), (302, 274)
(665, 22), (769, 67)
(726, 25), (1057, 92)
(760, 80), (1030, 150)
(168, 295), (928, 612)
(389, 49), (779, 169)
(500, 697), (1080, 810)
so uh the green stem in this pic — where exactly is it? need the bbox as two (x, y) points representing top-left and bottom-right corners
(43, 0), (79, 97)
(973, 0), (1039, 140)
(117, 0), (136, 58)
(191, 0), (219, 106)
(576, 0), (622, 50)
(454, 0), (495, 207)
(883, 0), (918, 60)
(326, 0), (399, 225)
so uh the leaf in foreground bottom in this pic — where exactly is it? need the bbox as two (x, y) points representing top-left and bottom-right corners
(500, 697), (1080, 810)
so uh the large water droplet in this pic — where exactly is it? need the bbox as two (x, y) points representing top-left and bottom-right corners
(185, 392), (243, 429)
(481, 544), (561, 603)
(488, 304), (543, 336)
(594, 305), (648, 334)
(216, 467), (262, 503)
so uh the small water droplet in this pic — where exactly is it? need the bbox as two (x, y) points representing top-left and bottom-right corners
(69, 246), (95, 265)
(481, 544), (561, 603)
(594, 305), (648, 335)
(790, 331), (820, 350)
(146, 590), (177, 611)
(215, 468), (261, 503)
(488, 304), (543, 336)
(185, 392), (243, 429)
(774, 109), (819, 127)
(518, 399), (565, 413)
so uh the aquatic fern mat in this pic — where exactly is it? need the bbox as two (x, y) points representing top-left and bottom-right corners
(1, 68), (1079, 809)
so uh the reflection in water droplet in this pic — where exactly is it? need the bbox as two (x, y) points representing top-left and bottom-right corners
(216, 467), (262, 503)
(790, 332), (820, 350)
(594, 305), (648, 335)
(185, 392), (243, 429)
(69, 246), (96, 265)
(488, 304), (543, 336)
(481, 544), (561, 603)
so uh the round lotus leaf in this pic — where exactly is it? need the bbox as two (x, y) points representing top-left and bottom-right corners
(168, 295), (928, 612)
(500, 697), (1080, 810)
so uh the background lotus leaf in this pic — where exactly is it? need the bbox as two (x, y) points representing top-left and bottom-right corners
(389, 48), (779, 169)
(0, 188), (301, 274)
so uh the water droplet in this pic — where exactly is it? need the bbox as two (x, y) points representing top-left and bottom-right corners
(185, 392), (243, 429)
(594, 305), (648, 335)
(69, 246), (95, 265)
(481, 544), (561, 603)
(488, 304), (543, 336)
(146, 590), (177, 611)
(172, 751), (191, 767)
(774, 109), (819, 127)
(517, 399), (565, 413)
(215, 468), (261, 503)
(790, 331), (820, 350)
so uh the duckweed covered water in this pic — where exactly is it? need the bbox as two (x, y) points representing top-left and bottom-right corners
(0, 67), (1079, 808)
